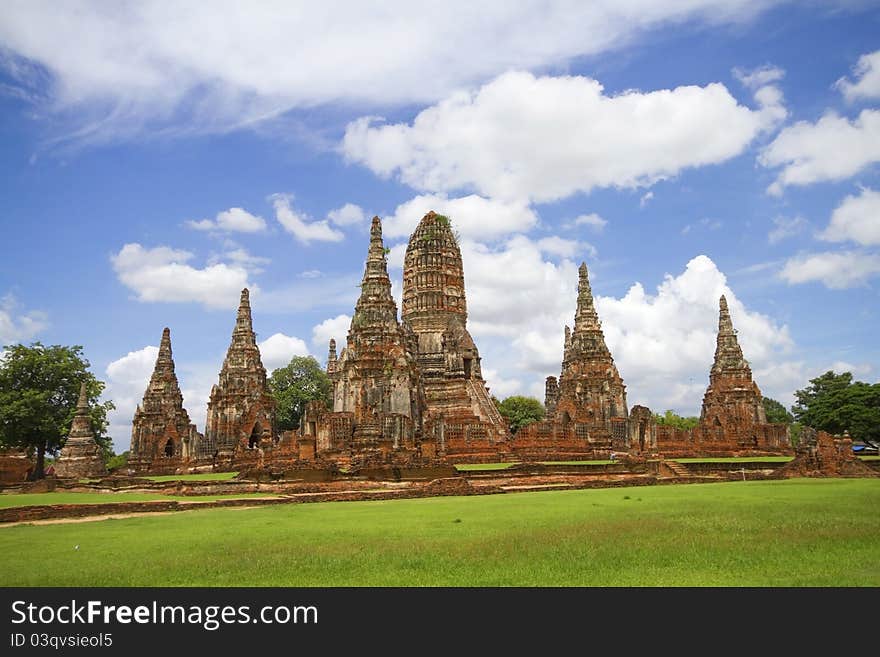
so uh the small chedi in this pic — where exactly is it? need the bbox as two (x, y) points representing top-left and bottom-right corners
(401, 211), (509, 460)
(128, 328), (201, 474)
(639, 295), (790, 457)
(202, 288), (278, 469)
(514, 262), (628, 459)
(128, 210), (795, 474)
(301, 216), (426, 465)
(55, 382), (106, 478)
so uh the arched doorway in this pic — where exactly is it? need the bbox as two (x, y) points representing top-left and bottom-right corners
(164, 438), (174, 457)
(249, 423), (261, 449)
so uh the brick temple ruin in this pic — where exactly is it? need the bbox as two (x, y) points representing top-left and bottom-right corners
(126, 211), (791, 474)
(55, 382), (106, 478)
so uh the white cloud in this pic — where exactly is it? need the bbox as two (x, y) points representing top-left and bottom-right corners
(595, 255), (793, 415)
(836, 49), (880, 102)
(536, 236), (596, 259)
(382, 193), (537, 240)
(0, 294), (49, 345)
(344, 70), (785, 202)
(779, 250), (880, 288)
(187, 207), (267, 233)
(272, 194), (344, 244)
(640, 191), (654, 208)
(733, 64), (785, 90)
(0, 2), (783, 143)
(104, 344), (218, 453)
(299, 269), (323, 279)
(572, 213), (607, 231)
(759, 109), (880, 195)
(456, 247), (795, 416)
(327, 203), (366, 227)
(819, 187), (880, 246)
(768, 215), (808, 244)
(258, 333), (311, 373)
(105, 345), (159, 453)
(111, 243), (254, 309)
(312, 314), (351, 354)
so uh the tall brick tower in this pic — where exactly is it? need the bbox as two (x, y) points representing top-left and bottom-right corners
(129, 328), (200, 471)
(552, 263), (628, 431)
(327, 216), (425, 452)
(700, 295), (767, 429)
(203, 288), (276, 457)
(401, 211), (507, 437)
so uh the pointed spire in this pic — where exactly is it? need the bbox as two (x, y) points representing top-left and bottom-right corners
(68, 381), (94, 438)
(711, 294), (746, 374)
(75, 381), (89, 415)
(157, 327), (173, 364)
(234, 288), (255, 341)
(351, 216), (398, 332)
(718, 294), (734, 336)
(327, 338), (338, 375)
(573, 262), (601, 333)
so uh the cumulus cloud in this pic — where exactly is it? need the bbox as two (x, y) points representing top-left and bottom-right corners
(759, 109), (880, 195)
(104, 343), (217, 452)
(272, 194), (344, 244)
(571, 213), (608, 232)
(819, 187), (880, 246)
(104, 345), (159, 452)
(536, 236), (595, 259)
(111, 243), (254, 309)
(327, 203), (366, 227)
(779, 250), (880, 288)
(639, 191), (654, 208)
(733, 64), (785, 90)
(457, 247), (795, 416)
(0, 293), (49, 345)
(836, 49), (880, 102)
(382, 193), (538, 240)
(187, 207), (267, 233)
(0, 2), (782, 143)
(768, 215), (808, 244)
(311, 314), (352, 354)
(595, 255), (793, 414)
(258, 333), (311, 373)
(343, 70), (785, 202)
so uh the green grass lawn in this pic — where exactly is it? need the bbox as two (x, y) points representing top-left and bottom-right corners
(454, 463), (518, 471)
(1, 478), (877, 586)
(538, 460), (615, 466)
(672, 456), (794, 463)
(859, 455), (879, 461)
(142, 472), (239, 482)
(0, 492), (279, 509)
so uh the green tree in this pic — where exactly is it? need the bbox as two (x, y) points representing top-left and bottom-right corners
(496, 396), (545, 433)
(654, 410), (699, 430)
(107, 450), (129, 472)
(268, 355), (332, 431)
(792, 370), (880, 443)
(0, 343), (114, 479)
(762, 397), (794, 424)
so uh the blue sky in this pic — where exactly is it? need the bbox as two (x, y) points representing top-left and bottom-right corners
(1, 2), (878, 452)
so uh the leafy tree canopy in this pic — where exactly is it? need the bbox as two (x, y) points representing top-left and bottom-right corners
(762, 397), (794, 424)
(495, 395), (545, 433)
(268, 355), (332, 431)
(792, 370), (880, 443)
(0, 342), (114, 478)
(654, 410), (699, 430)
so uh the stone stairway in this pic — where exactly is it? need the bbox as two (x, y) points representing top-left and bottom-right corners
(665, 461), (692, 478)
